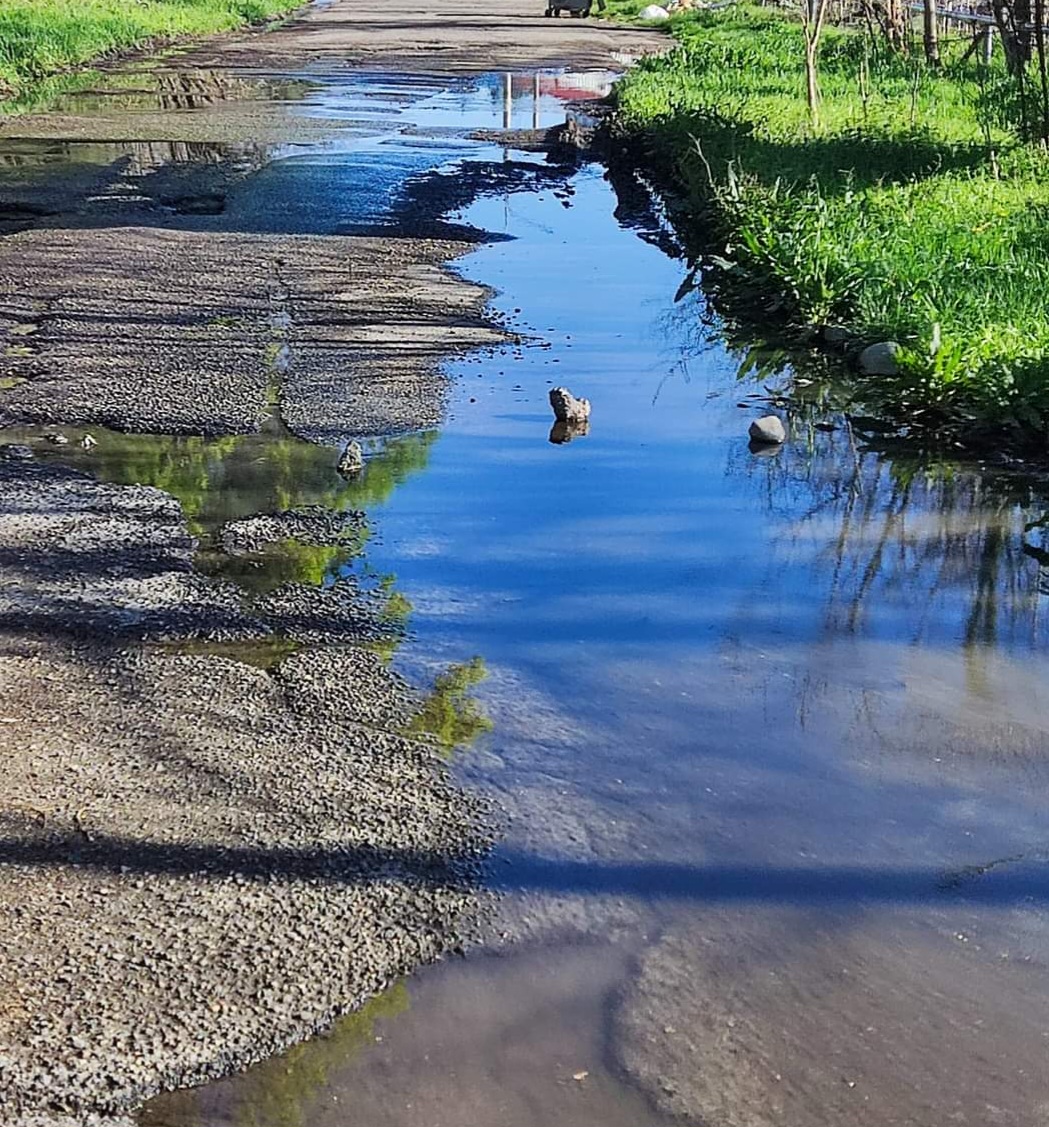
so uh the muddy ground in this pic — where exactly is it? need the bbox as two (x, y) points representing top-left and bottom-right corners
(0, 1), (665, 1122)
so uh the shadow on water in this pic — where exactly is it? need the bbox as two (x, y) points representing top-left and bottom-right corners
(5, 825), (1049, 906)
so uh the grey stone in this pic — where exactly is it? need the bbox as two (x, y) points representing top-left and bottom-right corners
(549, 387), (591, 423)
(639, 4), (670, 18)
(748, 415), (787, 445)
(823, 325), (849, 345)
(220, 506), (364, 554)
(858, 341), (901, 376)
(45, 432), (69, 445)
(336, 440), (364, 477)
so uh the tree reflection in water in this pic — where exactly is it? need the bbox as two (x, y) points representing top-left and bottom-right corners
(17, 424), (438, 594)
(408, 656), (494, 755)
(733, 417), (1049, 670)
(138, 983), (409, 1127)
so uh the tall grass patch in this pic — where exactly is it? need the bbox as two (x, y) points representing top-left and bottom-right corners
(613, 4), (1049, 438)
(0, 0), (301, 96)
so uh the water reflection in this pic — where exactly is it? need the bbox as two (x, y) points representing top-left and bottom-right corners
(549, 419), (589, 445)
(742, 426), (1049, 658)
(3, 423), (437, 594)
(6, 68), (314, 118)
(408, 656), (494, 753)
(140, 984), (409, 1127)
(19, 49), (1049, 1127)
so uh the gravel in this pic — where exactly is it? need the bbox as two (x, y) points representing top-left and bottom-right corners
(0, 227), (501, 442)
(0, 0), (664, 1117)
(0, 442), (491, 1127)
(219, 505), (366, 555)
(0, 638), (494, 1125)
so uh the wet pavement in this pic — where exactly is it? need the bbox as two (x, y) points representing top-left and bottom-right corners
(6, 21), (1049, 1127)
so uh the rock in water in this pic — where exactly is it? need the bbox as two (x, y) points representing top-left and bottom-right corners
(858, 341), (901, 376)
(337, 440), (364, 477)
(748, 415), (787, 445)
(549, 387), (591, 423)
(639, 4), (670, 18)
(45, 432), (68, 446)
(80, 433), (98, 450)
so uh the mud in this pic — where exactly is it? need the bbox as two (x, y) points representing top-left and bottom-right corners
(618, 907), (1049, 1126)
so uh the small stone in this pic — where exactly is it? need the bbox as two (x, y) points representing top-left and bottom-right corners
(337, 440), (364, 477)
(639, 3), (670, 18)
(858, 341), (901, 376)
(80, 434), (98, 450)
(822, 325), (849, 345)
(549, 386), (591, 423)
(748, 415), (786, 445)
(0, 443), (34, 461)
(45, 432), (69, 445)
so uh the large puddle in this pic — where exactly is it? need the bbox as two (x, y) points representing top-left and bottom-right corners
(8, 60), (1049, 1127)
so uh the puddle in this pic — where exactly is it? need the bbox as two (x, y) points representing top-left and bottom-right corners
(2, 421), (437, 595)
(8, 61), (1049, 1127)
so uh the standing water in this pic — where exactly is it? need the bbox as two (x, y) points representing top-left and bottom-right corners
(8, 65), (1049, 1127)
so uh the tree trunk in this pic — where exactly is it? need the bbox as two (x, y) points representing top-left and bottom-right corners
(805, 36), (821, 124)
(923, 0), (941, 64)
(994, 0), (1033, 75)
(1035, 0), (1049, 142)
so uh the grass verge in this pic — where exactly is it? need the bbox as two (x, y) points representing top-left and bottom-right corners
(0, 0), (303, 99)
(609, 3), (1049, 446)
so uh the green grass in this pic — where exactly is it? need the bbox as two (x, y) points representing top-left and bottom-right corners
(610, 3), (1049, 440)
(0, 0), (302, 97)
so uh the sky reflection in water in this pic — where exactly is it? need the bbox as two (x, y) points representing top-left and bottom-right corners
(35, 66), (1049, 1126)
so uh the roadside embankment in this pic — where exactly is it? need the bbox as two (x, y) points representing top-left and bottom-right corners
(0, 0), (303, 101)
(608, 4), (1049, 449)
